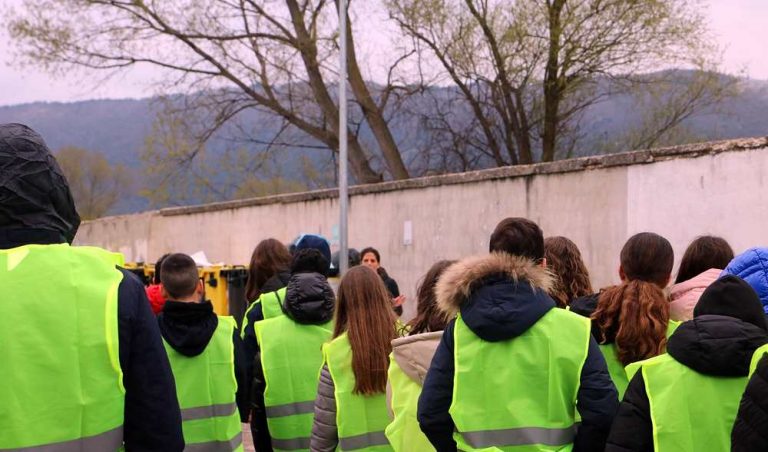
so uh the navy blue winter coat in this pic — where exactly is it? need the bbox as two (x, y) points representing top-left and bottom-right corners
(417, 253), (619, 452)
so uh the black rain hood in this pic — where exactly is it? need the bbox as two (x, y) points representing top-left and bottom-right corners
(158, 300), (219, 357)
(435, 253), (556, 342)
(283, 249), (335, 324)
(0, 123), (80, 243)
(667, 275), (768, 377)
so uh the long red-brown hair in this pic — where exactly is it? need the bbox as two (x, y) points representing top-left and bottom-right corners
(334, 266), (397, 395)
(544, 237), (593, 308)
(592, 232), (673, 366)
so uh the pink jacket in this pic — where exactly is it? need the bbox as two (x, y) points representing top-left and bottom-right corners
(668, 268), (722, 321)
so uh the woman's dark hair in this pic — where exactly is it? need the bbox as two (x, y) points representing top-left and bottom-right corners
(675, 236), (734, 284)
(407, 260), (456, 335)
(333, 266), (397, 395)
(245, 238), (292, 302)
(361, 247), (381, 264)
(543, 237), (593, 307)
(153, 253), (170, 284)
(592, 232), (673, 366)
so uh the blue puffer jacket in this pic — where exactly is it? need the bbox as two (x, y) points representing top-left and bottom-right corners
(723, 248), (768, 314)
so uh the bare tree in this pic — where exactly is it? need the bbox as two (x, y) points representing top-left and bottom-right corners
(55, 146), (132, 219)
(387, 0), (731, 163)
(8, 0), (413, 182)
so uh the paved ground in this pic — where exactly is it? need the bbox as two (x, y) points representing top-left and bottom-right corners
(242, 424), (255, 452)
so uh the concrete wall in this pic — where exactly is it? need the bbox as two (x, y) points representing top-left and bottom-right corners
(75, 137), (768, 313)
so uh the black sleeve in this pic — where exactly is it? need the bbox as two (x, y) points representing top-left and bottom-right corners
(232, 328), (249, 422)
(605, 372), (653, 452)
(574, 336), (619, 451)
(118, 268), (184, 451)
(242, 303), (264, 383)
(250, 346), (273, 452)
(732, 354), (768, 452)
(385, 277), (400, 298)
(417, 320), (457, 452)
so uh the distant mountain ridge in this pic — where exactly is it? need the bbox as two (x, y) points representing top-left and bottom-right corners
(2, 73), (768, 215)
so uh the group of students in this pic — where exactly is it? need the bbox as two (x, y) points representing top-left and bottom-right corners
(240, 218), (768, 451)
(2, 121), (768, 452)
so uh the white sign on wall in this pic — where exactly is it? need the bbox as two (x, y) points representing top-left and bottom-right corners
(403, 220), (413, 246)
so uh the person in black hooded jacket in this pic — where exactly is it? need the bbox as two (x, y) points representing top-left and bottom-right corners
(157, 254), (250, 425)
(251, 247), (336, 451)
(0, 123), (183, 450)
(418, 218), (618, 451)
(606, 275), (768, 452)
(732, 350), (768, 451)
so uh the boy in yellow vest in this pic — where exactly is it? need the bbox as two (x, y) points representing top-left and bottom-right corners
(158, 253), (249, 450)
(418, 217), (619, 451)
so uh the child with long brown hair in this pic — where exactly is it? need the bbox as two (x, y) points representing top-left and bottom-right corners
(572, 232), (675, 398)
(310, 266), (397, 451)
(544, 236), (594, 308)
(386, 260), (455, 451)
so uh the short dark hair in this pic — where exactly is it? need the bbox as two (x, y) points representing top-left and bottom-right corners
(160, 253), (199, 299)
(489, 217), (544, 260)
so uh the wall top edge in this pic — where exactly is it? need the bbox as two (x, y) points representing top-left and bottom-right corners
(87, 136), (768, 220)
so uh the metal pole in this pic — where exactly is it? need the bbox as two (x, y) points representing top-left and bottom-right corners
(338, 0), (349, 276)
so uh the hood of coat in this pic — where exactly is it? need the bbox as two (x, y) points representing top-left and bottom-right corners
(283, 272), (335, 324)
(391, 331), (442, 385)
(668, 269), (722, 321)
(667, 315), (768, 377)
(723, 248), (768, 314)
(158, 300), (219, 357)
(670, 268), (721, 300)
(436, 253), (556, 342)
(0, 123), (80, 243)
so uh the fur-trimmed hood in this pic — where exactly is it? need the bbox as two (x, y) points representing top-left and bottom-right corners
(436, 252), (557, 342)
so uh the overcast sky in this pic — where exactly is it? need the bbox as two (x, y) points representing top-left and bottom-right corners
(0, 0), (765, 106)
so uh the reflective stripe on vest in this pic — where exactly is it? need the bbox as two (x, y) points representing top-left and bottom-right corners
(241, 287), (287, 339)
(0, 244), (125, 450)
(255, 316), (332, 451)
(600, 320), (679, 399)
(450, 308), (591, 451)
(385, 353), (436, 452)
(750, 343), (768, 376)
(164, 316), (243, 451)
(323, 334), (394, 451)
(637, 353), (748, 451)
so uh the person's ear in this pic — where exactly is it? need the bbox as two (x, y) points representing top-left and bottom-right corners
(161, 285), (170, 300)
(195, 279), (204, 296)
(663, 274), (671, 288)
(540, 257), (547, 268)
(619, 265), (627, 282)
